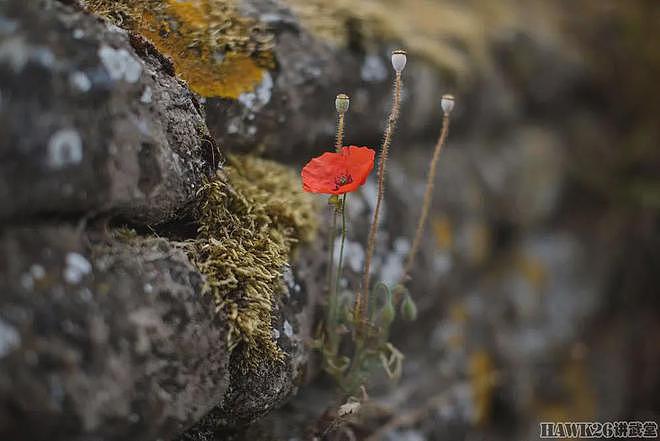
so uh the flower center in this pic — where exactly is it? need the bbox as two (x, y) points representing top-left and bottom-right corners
(334, 173), (353, 190)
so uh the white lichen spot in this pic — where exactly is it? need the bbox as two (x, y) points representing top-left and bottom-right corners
(238, 71), (273, 111)
(391, 430), (426, 441)
(140, 86), (152, 104)
(0, 318), (20, 358)
(212, 51), (225, 64)
(33, 47), (55, 68)
(0, 17), (19, 35)
(0, 36), (30, 72)
(20, 273), (34, 291)
(360, 180), (384, 220)
(143, 283), (153, 294)
(79, 288), (93, 302)
(30, 264), (45, 280)
(379, 237), (410, 285)
(106, 23), (127, 35)
(73, 28), (85, 39)
(283, 320), (294, 338)
(98, 45), (143, 83)
(335, 239), (365, 273)
(227, 117), (241, 134)
(282, 267), (295, 288)
(47, 129), (83, 169)
(433, 252), (453, 276)
(63, 252), (92, 284)
(272, 328), (280, 340)
(70, 71), (91, 92)
(361, 54), (387, 82)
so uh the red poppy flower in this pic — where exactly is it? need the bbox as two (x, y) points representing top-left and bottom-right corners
(302, 146), (376, 195)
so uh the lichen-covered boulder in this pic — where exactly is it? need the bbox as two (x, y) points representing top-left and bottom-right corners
(0, 2), (324, 439)
(0, 223), (321, 441)
(0, 0), (217, 225)
(0, 228), (229, 440)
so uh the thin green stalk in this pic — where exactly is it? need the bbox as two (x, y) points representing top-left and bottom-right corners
(326, 208), (337, 301)
(335, 194), (348, 305)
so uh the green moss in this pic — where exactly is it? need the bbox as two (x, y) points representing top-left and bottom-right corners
(185, 155), (317, 366)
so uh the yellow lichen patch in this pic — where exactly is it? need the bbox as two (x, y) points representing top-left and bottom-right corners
(534, 355), (596, 424)
(432, 216), (453, 250)
(184, 155), (317, 365)
(469, 349), (498, 425)
(516, 253), (548, 291)
(285, 0), (562, 83)
(82, 0), (274, 98)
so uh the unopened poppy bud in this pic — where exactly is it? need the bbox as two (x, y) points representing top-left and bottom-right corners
(391, 49), (407, 73)
(441, 94), (455, 115)
(400, 294), (418, 321)
(379, 299), (396, 326)
(335, 93), (350, 114)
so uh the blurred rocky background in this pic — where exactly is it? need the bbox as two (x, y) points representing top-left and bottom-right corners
(1, 0), (658, 440)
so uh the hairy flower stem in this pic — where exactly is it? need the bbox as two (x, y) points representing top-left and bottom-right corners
(326, 111), (343, 297)
(356, 71), (403, 333)
(398, 114), (451, 302)
(335, 113), (345, 153)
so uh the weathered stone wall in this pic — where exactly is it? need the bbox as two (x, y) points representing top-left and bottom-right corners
(0, 1), (321, 439)
(1, 0), (658, 440)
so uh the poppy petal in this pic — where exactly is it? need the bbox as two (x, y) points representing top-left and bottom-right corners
(302, 145), (376, 195)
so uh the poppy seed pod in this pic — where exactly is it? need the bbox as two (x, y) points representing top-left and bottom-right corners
(380, 299), (396, 326)
(401, 294), (418, 321)
(335, 93), (350, 114)
(441, 94), (455, 115)
(391, 49), (407, 73)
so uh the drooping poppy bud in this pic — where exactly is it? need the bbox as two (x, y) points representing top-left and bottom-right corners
(379, 298), (396, 326)
(401, 293), (418, 321)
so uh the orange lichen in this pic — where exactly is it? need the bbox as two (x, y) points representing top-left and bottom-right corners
(516, 253), (548, 290)
(534, 356), (596, 423)
(469, 349), (497, 425)
(432, 216), (453, 250)
(83, 0), (274, 98)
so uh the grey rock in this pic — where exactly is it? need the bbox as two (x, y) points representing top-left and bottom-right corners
(0, 227), (229, 441)
(0, 0), (217, 226)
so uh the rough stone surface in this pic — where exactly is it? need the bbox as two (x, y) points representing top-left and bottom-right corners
(2, 0), (659, 440)
(177, 243), (324, 440)
(0, 0), (217, 225)
(0, 228), (229, 441)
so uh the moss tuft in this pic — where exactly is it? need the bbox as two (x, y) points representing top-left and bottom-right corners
(185, 155), (317, 366)
(82, 0), (275, 98)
